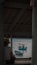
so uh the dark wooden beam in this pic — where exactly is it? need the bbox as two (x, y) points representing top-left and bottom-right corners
(6, 0), (30, 3)
(12, 14), (31, 32)
(32, 0), (37, 65)
(7, 9), (25, 34)
(4, 1), (31, 9)
(12, 11), (32, 31)
(0, 0), (5, 4)
(4, 31), (32, 38)
(5, 9), (20, 31)
(0, 3), (5, 65)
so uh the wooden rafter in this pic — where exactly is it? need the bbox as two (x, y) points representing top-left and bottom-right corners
(30, 0), (32, 7)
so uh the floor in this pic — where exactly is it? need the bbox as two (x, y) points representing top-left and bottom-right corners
(6, 63), (31, 65)
(6, 59), (31, 65)
(7, 64), (31, 65)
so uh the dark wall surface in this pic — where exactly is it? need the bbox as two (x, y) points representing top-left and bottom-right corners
(32, 0), (37, 65)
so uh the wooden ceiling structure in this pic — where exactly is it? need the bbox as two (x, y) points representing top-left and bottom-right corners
(3, 0), (32, 38)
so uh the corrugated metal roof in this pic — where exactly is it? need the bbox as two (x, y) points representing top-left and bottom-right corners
(4, 0), (32, 37)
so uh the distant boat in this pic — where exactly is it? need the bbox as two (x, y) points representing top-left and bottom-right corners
(15, 50), (23, 56)
(18, 45), (27, 51)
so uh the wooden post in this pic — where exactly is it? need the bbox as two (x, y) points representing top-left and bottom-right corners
(0, 0), (6, 65)
(32, 0), (37, 65)
(30, 0), (32, 7)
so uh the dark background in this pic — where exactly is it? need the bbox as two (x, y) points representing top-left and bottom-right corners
(0, 0), (37, 65)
